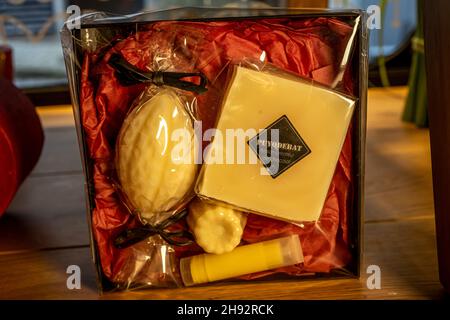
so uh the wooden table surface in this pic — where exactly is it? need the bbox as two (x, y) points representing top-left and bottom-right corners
(0, 87), (447, 300)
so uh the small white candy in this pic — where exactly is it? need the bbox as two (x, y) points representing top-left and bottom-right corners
(187, 199), (247, 254)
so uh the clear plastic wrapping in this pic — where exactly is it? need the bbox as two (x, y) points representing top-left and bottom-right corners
(196, 62), (357, 224)
(115, 88), (198, 225)
(61, 7), (368, 292)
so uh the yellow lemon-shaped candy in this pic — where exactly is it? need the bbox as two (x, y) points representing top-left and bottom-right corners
(116, 89), (197, 222)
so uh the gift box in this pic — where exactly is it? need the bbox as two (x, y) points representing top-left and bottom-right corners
(61, 7), (368, 292)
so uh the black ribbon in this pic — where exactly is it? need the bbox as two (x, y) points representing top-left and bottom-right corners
(109, 53), (205, 249)
(114, 209), (194, 249)
(108, 53), (208, 94)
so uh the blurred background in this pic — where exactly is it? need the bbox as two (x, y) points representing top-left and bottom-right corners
(2, 0), (448, 299)
(0, 0), (419, 106)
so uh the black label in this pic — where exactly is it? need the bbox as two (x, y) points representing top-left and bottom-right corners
(248, 115), (311, 178)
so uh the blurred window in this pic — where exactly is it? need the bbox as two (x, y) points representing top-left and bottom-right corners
(329, 0), (417, 64)
(0, 0), (285, 96)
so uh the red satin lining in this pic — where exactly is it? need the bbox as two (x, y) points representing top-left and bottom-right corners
(79, 17), (356, 283)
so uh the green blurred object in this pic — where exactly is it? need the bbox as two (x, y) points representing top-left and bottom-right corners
(403, 0), (428, 127)
(377, 0), (390, 88)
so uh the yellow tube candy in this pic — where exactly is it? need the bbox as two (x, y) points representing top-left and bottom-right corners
(180, 235), (303, 286)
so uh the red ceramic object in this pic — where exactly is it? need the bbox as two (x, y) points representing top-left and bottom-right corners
(0, 46), (13, 81)
(0, 78), (44, 216)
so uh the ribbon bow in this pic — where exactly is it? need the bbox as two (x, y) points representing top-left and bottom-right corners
(114, 209), (194, 249)
(109, 53), (206, 249)
(108, 53), (208, 94)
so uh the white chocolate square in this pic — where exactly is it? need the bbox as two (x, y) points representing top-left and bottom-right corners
(196, 66), (355, 223)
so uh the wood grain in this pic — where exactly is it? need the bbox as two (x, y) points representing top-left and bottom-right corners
(33, 106), (82, 176)
(0, 248), (98, 300)
(32, 128), (82, 176)
(105, 218), (443, 300)
(365, 88), (434, 222)
(0, 87), (444, 299)
(423, 0), (450, 292)
(287, 0), (328, 8)
(0, 174), (89, 252)
(0, 219), (443, 300)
